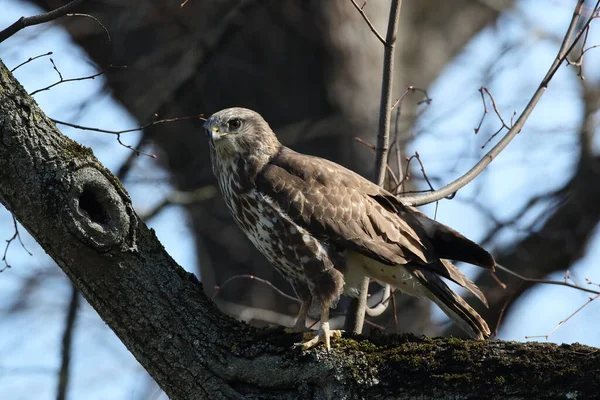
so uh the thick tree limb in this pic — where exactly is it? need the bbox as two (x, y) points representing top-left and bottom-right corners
(1, 55), (599, 399)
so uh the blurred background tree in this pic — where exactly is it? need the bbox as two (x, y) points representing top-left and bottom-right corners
(1, 1), (599, 399)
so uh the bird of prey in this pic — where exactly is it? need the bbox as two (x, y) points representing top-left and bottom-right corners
(204, 107), (495, 350)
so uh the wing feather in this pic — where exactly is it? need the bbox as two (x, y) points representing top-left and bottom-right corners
(255, 147), (494, 275)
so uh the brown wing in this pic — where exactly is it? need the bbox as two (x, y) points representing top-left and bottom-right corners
(256, 148), (431, 266)
(255, 147), (494, 279)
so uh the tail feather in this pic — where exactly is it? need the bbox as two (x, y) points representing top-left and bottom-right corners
(411, 267), (491, 340)
(439, 259), (488, 307)
(408, 207), (495, 270)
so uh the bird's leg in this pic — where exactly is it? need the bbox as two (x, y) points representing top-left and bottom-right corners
(300, 302), (342, 351)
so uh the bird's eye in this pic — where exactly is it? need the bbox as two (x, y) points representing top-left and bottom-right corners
(228, 118), (242, 131)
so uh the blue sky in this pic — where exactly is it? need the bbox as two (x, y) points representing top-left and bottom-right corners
(1, 0), (599, 399)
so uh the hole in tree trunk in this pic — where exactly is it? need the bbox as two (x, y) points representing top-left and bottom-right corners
(79, 187), (108, 224)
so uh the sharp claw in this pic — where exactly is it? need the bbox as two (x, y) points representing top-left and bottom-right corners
(295, 329), (343, 351)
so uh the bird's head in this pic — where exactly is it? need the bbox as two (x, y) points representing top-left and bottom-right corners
(204, 107), (281, 161)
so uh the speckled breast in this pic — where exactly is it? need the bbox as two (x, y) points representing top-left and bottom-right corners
(214, 164), (335, 290)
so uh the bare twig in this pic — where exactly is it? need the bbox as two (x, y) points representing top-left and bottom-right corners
(115, 135), (157, 158)
(492, 265), (600, 338)
(52, 114), (205, 157)
(52, 115), (205, 135)
(2, 216), (32, 272)
(402, 0), (597, 207)
(66, 13), (111, 42)
(374, 0), (403, 187)
(346, 0), (403, 335)
(492, 282), (521, 337)
(477, 87), (515, 149)
(0, 0), (88, 43)
(354, 137), (400, 184)
(349, 0), (386, 45)
(495, 263), (600, 296)
(116, 135), (150, 181)
(56, 284), (79, 400)
(389, 86), (431, 193)
(30, 59), (104, 96)
(139, 186), (218, 221)
(393, 108), (404, 191)
(10, 52), (53, 72)
(390, 86), (432, 111)
(525, 293), (600, 340)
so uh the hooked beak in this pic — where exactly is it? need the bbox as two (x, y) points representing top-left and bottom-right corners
(204, 122), (227, 144)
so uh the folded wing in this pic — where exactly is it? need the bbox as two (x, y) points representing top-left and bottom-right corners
(255, 147), (495, 302)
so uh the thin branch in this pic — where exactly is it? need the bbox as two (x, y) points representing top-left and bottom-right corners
(115, 134), (157, 158)
(10, 52), (53, 73)
(66, 13), (111, 42)
(393, 109), (404, 191)
(30, 59), (104, 96)
(56, 284), (79, 400)
(374, 0), (403, 187)
(525, 293), (600, 340)
(403, 0), (596, 206)
(349, 0), (386, 45)
(2, 216), (32, 272)
(495, 263), (600, 296)
(212, 274), (299, 303)
(0, 0), (88, 44)
(116, 135), (150, 181)
(354, 137), (400, 184)
(52, 114), (205, 157)
(52, 115), (205, 135)
(492, 282), (521, 337)
(139, 186), (218, 221)
(346, 0), (403, 336)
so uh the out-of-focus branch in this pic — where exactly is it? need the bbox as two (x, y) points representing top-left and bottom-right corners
(56, 284), (79, 400)
(403, 0), (596, 206)
(446, 80), (600, 338)
(346, 0), (403, 335)
(139, 186), (218, 222)
(0, 0), (88, 43)
(364, 284), (392, 317)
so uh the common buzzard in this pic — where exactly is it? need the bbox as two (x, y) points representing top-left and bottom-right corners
(205, 108), (494, 350)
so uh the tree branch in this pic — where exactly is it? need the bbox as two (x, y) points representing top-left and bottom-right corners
(1, 56), (600, 399)
(402, 0), (595, 206)
(0, 0), (88, 44)
(345, 0), (403, 335)
(56, 284), (79, 400)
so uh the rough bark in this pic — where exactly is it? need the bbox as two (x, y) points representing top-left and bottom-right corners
(1, 58), (598, 400)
